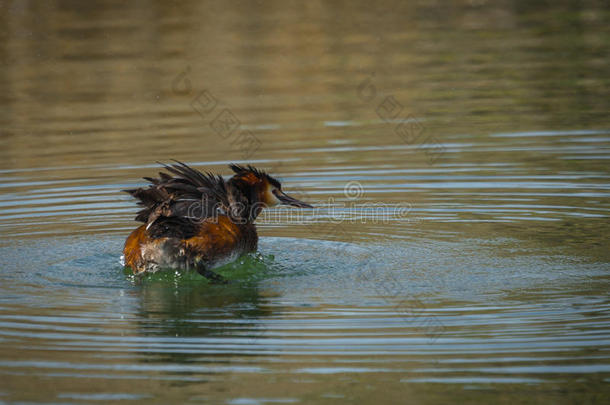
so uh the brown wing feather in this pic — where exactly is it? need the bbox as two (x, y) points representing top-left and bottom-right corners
(123, 161), (229, 238)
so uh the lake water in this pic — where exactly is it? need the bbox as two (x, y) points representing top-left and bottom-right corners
(1, 1), (609, 403)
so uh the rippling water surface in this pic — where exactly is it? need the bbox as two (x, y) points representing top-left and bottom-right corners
(1, 1), (609, 403)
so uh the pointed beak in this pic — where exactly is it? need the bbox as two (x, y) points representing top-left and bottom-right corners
(273, 190), (313, 208)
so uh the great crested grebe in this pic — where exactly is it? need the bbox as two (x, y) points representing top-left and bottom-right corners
(123, 161), (312, 282)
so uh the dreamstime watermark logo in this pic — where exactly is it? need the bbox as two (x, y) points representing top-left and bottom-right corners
(183, 182), (412, 226)
(344, 181), (364, 200)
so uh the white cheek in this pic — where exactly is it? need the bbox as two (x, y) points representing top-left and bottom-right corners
(266, 188), (281, 206)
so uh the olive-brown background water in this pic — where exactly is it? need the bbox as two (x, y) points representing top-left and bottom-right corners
(1, 1), (609, 404)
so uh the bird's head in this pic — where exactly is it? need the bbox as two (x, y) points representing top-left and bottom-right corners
(226, 164), (312, 221)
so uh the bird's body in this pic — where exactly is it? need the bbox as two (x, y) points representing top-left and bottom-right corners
(123, 162), (311, 281)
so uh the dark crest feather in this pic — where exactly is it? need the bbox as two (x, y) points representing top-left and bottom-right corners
(229, 163), (281, 189)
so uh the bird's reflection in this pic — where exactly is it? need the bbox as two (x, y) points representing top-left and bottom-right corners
(133, 262), (278, 365)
